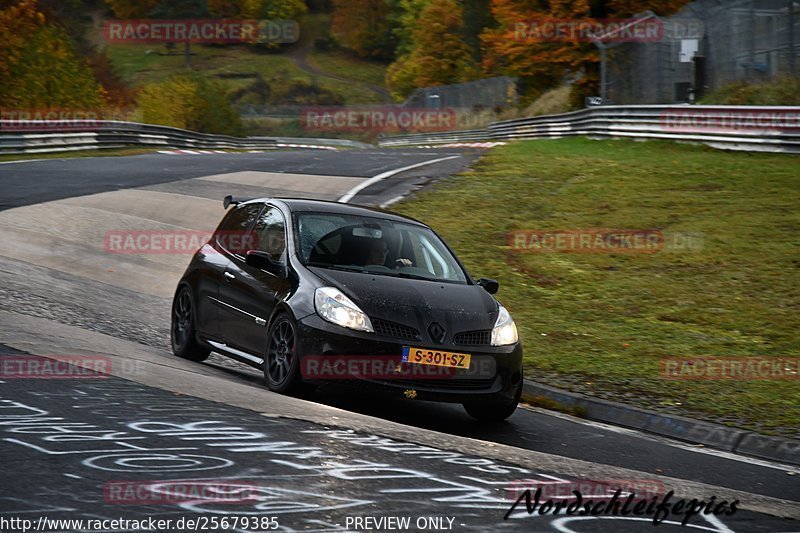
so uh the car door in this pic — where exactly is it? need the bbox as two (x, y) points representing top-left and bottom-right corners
(207, 202), (264, 344)
(219, 204), (290, 357)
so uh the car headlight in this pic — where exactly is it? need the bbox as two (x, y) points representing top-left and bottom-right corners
(314, 287), (374, 332)
(491, 304), (518, 346)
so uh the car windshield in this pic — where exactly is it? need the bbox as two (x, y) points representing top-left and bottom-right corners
(295, 212), (468, 284)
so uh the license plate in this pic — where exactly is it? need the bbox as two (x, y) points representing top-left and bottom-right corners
(401, 346), (471, 369)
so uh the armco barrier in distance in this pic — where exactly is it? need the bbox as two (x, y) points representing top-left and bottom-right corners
(379, 105), (800, 154)
(0, 120), (370, 155)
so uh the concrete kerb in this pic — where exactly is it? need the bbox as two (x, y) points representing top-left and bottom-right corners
(522, 379), (799, 466)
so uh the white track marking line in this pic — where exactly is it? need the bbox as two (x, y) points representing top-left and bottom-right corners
(0, 159), (47, 164)
(338, 155), (461, 203)
(520, 404), (800, 473)
(379, 195), (406, 208)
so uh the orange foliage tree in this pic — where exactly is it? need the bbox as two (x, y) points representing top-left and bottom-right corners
(386, 0), (480, 101)
(0, 0), (104, 108)
(208, 0), (244, 17)
(331, 0), (395, 59)
(481, 0), (693, 100)
(103, 0), (160, 18)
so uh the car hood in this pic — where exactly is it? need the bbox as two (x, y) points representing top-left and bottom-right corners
(309, 267), (498, 342)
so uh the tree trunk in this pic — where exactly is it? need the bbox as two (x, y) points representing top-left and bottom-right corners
(184, 41), (191, 68)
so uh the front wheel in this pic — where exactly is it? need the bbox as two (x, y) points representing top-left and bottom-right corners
(171, 286), (210, 362)
(463, 378), (522, 423)
(264, 313), (301, 394)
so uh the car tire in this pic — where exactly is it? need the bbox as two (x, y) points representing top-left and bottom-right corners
(171, 286), (211, 362)
(264, 313), (302, 394)
(463, 378), (522, 423)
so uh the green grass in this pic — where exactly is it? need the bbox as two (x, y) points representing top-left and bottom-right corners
(104, 41), (383, 104)
(0, 147), (165, 162)
(106, 43), (310, 87)
(392, 138), (800, 435)
(308, 49), (389, 88)
(700, 76), (800, 105)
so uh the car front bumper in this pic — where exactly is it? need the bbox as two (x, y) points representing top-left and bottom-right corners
(295, 314), (523, 405)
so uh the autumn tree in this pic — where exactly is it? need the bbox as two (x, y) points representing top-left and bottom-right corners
(462, 0), (493, 61)
(0, 0), (104, 108)
(103, 0), (160, 18)
(391, 0), (429, 56)
(386, 0), (480, 101)
(481, 0), (692, 101)
(146, 0), (208, 67)
(208, 0), (307, 19)
(245, 0), (307, 19)
(0, 0), (46, 89)
(606, 0), (693, 17)
(87, 51), (136, 108)
(481, 0), (593, 98)
(138, 75), (243, 135)
(207, 0), (243, 17)
(331, 0), (395, 59)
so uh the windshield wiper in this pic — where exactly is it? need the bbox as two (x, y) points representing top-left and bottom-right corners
(392, 271), (437, 281)
(307, 263), (367, 273)
(309, 263), (454, 283)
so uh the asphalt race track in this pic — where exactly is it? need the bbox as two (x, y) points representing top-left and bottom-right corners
(0, 148), (797, 532)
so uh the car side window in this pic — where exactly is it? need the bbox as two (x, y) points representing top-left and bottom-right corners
(253, 206), (287, 264)
(215, 203), (263, 256)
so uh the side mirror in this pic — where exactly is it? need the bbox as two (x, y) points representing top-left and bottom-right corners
(477, 277), (499, 294)
(246, 250), (286, 278)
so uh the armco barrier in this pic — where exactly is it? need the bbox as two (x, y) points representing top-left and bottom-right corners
(0, 120), (371, 154)
(379, 105), (800, 153)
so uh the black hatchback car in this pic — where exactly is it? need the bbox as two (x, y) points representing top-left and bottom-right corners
(171, 197), (523, 421)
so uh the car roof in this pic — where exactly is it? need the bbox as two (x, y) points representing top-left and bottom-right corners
(242, 198), (428, 227)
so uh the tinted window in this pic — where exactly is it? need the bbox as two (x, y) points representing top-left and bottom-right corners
(215, 203), (263, 255)
(252, 206), (287, 264)
(295, 212), (467, 284)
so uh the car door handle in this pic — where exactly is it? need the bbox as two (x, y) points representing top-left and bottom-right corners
(224, 272), (235, 281)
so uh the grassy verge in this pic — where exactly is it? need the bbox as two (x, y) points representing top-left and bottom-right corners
(105, 43), (309, 87)
(392, 138), (799, 435)
(308, 49), (389, 88)
(700, 76), (800, 105)
(105, 42), (384, 104)
(0, 147), (165, 162)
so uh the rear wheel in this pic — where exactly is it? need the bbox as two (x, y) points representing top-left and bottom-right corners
(463, 378), (522, 423)
(264, 313), (301, 393)
(171, 286), (210, 362)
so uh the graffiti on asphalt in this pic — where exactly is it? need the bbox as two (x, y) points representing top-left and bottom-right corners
(0, 382), (738, 531)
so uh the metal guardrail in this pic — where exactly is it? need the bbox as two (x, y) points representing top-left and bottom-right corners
(4, 107), (798, 154)
(0, 120), (373, 154)
(379, 105), (800, 153)
(266, 136), (374, 150)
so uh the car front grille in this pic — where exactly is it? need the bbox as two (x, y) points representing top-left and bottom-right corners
(372, 319), (420, 341)
(453, 330), (492, 346)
